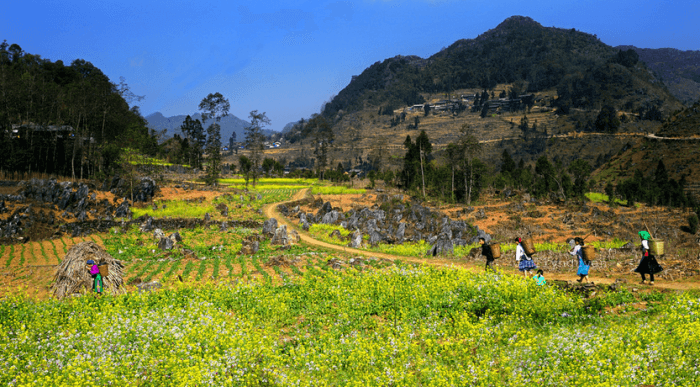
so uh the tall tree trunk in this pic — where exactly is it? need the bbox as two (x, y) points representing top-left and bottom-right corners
(419, 143), (425, 198)
(463, 162), (468, 205)
(451, 166), (455, 203)
(467, 158), (473, 206)
(71, 112), (81, 182)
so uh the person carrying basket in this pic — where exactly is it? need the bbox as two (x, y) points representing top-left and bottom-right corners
(515, 237), (536, 277)
(570, 237), (590, 283)
(634, 231), (663, 285)
(87, 259), (103, 294)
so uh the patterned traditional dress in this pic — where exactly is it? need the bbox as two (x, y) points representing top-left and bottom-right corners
(516, 243), (536, 271)
(634, 239), (663, 275)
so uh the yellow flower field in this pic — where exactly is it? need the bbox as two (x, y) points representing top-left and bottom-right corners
(2, 265), (699, 386)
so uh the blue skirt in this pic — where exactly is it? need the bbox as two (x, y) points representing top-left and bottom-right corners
(577, 257), (590, 276)
(519, 258), (536, 271)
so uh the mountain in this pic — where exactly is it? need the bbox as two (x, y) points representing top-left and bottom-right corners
(592, 100), (700, 195)
(145, 112), (275, 142)
(617, 45), (700, 105)
(321, 16), (680, 121)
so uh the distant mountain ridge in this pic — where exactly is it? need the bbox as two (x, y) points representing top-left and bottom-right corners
(321, 16), (680, 121)
(145, 112), (275, 142)
(617, 45), (700, 105)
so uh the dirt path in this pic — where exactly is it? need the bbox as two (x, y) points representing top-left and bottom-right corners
(264, 194), (700, 291)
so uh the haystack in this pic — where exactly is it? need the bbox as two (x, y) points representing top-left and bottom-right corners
(51, 241), (126, 299)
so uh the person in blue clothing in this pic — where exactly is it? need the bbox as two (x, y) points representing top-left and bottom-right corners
(533, 269), (546, 286)
(570, 237), (590, 283)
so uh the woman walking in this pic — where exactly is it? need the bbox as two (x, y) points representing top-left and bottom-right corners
(570, 237), (590, 283)
(634, 231), (663, 285)
(515, 237), (536, 277)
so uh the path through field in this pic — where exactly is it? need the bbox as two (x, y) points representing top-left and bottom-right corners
(264, 190), (700, 291)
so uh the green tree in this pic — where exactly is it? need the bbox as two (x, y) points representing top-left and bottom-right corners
(534, 156), (559, 197)
(307, 115), (333, 180)
(416, 130), (432, 198)
(199, 92), (230, 185)
(244, 110), (271, 186)
(445, 143), (461, 202)
(459, 124), (481, 205)
(180, 115), (205, 168)
(262, 157), (276, 176)
(203, 123), (222, 184)
(239, 155), (252, 188)
(568, 159), (591, 197)
(605, 182), (616, 205)
(595, 105), (620, 133)
(501, 149), (516, 176)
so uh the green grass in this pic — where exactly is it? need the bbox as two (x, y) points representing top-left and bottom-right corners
(224, 254), (235, 277)
(585, 192), (630, 206)
(40, 243), (48, 264)
(239, 256), (248, 278)
(289, 262), (303, 276)
(212, 258), (221, 279)
(181, 261), (196, 279)
(162, 260), (181, 281)
(50, 240), (60, 264)
(131, 200), (216, 219)
(122, 148), (181, 167)
(5, 245), (14, 267)
(126, 260), (146, 278)
(218, 177), (318, 187)
(250, 255), (271, 283)
(311, 186), (366, 195)
(134, 261), (155, 280)
(144, 260), (170, 282)
(19, 244), (26, 266)
(195, 260), (208, 281)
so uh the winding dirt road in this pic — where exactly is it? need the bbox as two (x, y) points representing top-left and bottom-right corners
(264, 189), (700, 291)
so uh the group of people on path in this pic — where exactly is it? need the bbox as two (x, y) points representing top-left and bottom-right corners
(478, 231), (663, 285)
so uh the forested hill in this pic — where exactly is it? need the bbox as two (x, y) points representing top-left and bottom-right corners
(0, 41), (156, 178)
(322, 16), (680, 120)
(617, 45), (700, 105)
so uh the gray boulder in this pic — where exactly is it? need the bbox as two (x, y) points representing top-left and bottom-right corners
(263, 218), (278, 235)
(348, 231), (363, 248)
(395, 222), (406, 242)
(427, 237), (454, 257)
(271, 225), (290, 246)
(321, 210), (339, 225)
(153, 228), (166, 240)
(158, 237), (174, 250)
(369, 231), (382, 246)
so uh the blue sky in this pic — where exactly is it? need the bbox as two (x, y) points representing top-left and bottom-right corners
(3, 0), (698, 131)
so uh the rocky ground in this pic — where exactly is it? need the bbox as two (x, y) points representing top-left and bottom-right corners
(279, 189), (700, 281)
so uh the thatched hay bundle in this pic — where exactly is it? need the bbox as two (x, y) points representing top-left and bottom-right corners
(51, 241), (126, 299)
